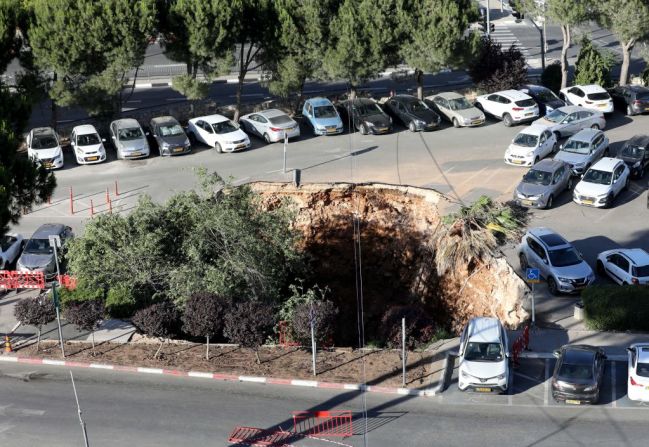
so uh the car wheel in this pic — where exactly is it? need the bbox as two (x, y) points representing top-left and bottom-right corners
(503, 113), (513, 127)
(596, 260), (605, 275)
(545, 194), (554, 209)
(408, 121), (417, 132)
(214, 142), (223, 153)
(627, 105), (634, 116)
(604, 193), (614, 208)
(452, 117), (460, 128)
(188, 132), (197, 145)
(567, 177), (573, 190)
(519, 253), (528, 271)
(547, 277), (559, 296)
(263, 133), (271, 144)
(622, 281), (628, 286)
(590, 124), (599, 130)
(623, 176), (630, 191)
(359, 123), (369, 135)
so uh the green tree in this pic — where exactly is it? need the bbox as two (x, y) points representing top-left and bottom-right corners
(595, 0), (649, 86)
(29, 0), (156, 117)
(573, 36), (616, 88)
(323, 0), (401, 98)
(398, 0), (478, 99)
(182, 291), (230, 359)
(468, 37), (528, 93)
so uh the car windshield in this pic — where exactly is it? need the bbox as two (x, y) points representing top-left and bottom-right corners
(77, 133), (101, 146)
(211, 121), (239, 134)
(558, 362), (593, 380)
(582, 169), (612, 185)
(620, 145), (645, 158)
(31, 134), (58, 149)
(637, 362), (649, 377)
(464, 342), (503, 362)
(522, 169), (552, 186)
(548, 247), (582, 267)
(118, 127), (143, 141)
(409, 100), (429, 113)
(587, 92), (610, 101)
(268, 115), (293, 125)
(159, 124), (184, 137)
(24, 238), (53, 255)
(562, 139), (590, 154)
(355, 103), (383, 117)
(544, 109), (567, 123)
(513, 133), (538, 147)
(449, 97), (472, 111)
(535, 89), (560, 102)
(633, 265), (649, 277)
(314, 105), (338, 119)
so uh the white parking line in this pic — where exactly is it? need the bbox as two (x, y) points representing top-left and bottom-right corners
(544, 359), (550, 406)
(611, 361), (617, 408)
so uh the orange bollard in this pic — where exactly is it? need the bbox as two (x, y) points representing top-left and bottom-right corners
(4, 335), (12, 353)
(115, 179), (120, 196)
(105, 187), (110, 204)
(69, 186), (74, 215)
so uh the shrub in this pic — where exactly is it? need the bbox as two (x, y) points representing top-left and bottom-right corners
(223, 301), (275, 364)
(59, 278), (104, 309)
(582, 285), (649, 331)
(574, 36), (615, 88)
(381, 305), (436, 351)
(105, 284), (137, 319)
(63, 300), (104, 354)
(468, 37), (527, 93)
(541, 62), (562, 94)
(14, 295), (57, 351)
(182, 292), (230, 359)
(132, 301), (181, 358)
(291, 300), (339, 347)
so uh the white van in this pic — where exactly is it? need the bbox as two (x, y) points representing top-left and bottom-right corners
(458, 317), (510, 393)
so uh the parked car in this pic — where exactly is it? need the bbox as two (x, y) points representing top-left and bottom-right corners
(426, 92), (485, 127)
(617, 134), (649, 178)
(474, 89), (539, 127)
(609, 84), (649, 116)
(627, 343), (649, 402)
(187, 114), (251, 153)
(553, 128), (609, 176)
(513, 159), (572, 209)
(149, 116), (191, 156)
(457, 317), (509, 394)
(552, 345), (606, 405)
(518, 227), (595, 295)
(519, 84), (565, 116)
(382, 94), (441, 132)
(302, 97), (344, 136)
(505, 125), (557, 167)
(239, 109), (300, 143)
(532, 106), (605, 139)
(596, 248), (649, 286)
(17, 224), (73, 280)
(70, 124), (106, 164)
(560, 84), (613, 114)
(336, 98), (392, 135)
(26, 127), (64, 169)
(109, 118), (150, 160)
(573, 157), (630, 208)
(0, 233), (24, 270)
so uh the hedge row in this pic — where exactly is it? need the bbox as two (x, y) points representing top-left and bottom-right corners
(582, 285), (649, 331)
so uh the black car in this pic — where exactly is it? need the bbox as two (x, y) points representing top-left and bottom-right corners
(617, 134), (649, 178)
(337, 99), (392, 135)
(552, 344), (606, 405)
(382, 95), (441, 132)
(519, 84), (565, 117)
(609, 85), (649, 116)
(149, 116), (192, 156)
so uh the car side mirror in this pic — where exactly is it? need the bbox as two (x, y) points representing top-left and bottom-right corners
(627, 347), (635, 354)
(553, 349), (560, 358)
(559, 144), (563, 150)
(542, 258), (548, 265)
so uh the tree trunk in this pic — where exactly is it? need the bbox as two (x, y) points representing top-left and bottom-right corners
(191, 61), (198, 80)
(154, 338), (165, 359)
(255, 348), (261, 364)
(619, 39), (635, 86)
(349, 84), (357, 100)
(91, 331), (95, 356)
(50, 73), (58, 131)
(36, 328), (41, 352)
(560, 24), (570, 90)
(234, 43), (246, 122)
(416, 69), (424, 100)
(206, 335), (210, 360)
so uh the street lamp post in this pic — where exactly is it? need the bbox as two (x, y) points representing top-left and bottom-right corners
(528, 17), (546, 71)
(49, 235), (65, 358)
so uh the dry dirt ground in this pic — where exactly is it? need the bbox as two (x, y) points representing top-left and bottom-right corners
(15, 340), (444, 388)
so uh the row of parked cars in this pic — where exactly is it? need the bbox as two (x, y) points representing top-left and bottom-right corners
(458, 317), (649, 404)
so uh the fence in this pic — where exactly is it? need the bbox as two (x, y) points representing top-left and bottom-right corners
(292, 410), (353, 437)
(0, 271), (77, 290)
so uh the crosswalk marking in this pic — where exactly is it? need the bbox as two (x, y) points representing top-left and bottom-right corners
(489, 25), (542, 68)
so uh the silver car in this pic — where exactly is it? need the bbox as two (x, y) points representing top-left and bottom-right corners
(17, 224), (73, 280)
(149, 116), (191, 156)
(513, 159), (573, 209)
(426, 92), (485, 127)
(110, 118), (150, 160)
(239, 109), (300, 143)
(553, 128), (609, 175)
(518, 227), (595, 296)
(532, 106), (605, 139)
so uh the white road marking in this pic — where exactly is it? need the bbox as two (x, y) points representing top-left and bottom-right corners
(611, 361), (617, 408)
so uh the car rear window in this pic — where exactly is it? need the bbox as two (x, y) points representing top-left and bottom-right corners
(515, 99), (536, 107)
(558, 363), (593, 380)
(637, 91), (649, 100)
(268, 115), (292, 125)
(633, 265), (649, 277)
(587, 92), (610, 101)
(637, 362), (649, 378)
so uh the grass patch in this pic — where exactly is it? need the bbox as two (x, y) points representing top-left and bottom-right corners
(582, 285), (649, 331)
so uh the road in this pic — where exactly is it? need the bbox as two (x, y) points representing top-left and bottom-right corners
(0, 361), (647, 446)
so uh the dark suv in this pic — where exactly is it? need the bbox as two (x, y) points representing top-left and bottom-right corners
(617, 134), (649, 178)
(609, 85), (649, 116)
(519, 84), (565, 116)
(552, 345), (606, 405)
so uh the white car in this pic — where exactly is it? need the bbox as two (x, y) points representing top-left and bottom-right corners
(70, 124), (107, 164)
(458, 317), (509, 393)
(239, 109), (300, 144)
(532, 106), (606, 139)
(596, 248), (649, 285)
(560, 85), (613, 114)
(627, 343), (649, 402)
(504, 125), (557, 166)
(474, 90), (539, 127)
(26, 127), (64, 169)
(573, 157), (630, 208)
(187, 114), (251, 153)
(0, 233), (24, 270)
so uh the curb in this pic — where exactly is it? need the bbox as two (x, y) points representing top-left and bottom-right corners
(0, 354), (436, 397)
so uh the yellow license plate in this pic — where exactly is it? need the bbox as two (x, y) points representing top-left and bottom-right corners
(87, 156), (99, 161)
(377, 127), (388, 132)
(43, 163), (52, 168)
(525, 113), (533, 116)
(521, 200), (533, 206)
(173, 147), (184, 153)
(475, 387), (492, 393)
(598, 104), (606, 108)
(512, 159), (524, 164)
(130, 152), (141, 156)
(236, 144), (247, 149)
(565, 399), (581, 405)
(582, 199), (593, 205)
(472, 120), (482, 124)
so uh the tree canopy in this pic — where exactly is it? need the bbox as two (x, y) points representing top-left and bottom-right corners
(468, 37), (528, 93)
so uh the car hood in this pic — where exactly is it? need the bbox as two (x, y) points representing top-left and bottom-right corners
(411, 109), (439, 123)
(516, 181), (549, 197)
(617, 154), (642, 164)
(219, 129), (249, 141)
(533, 117), (558, 129)
(18, 253), (53, 269)
(553, 260), (594, 279)
(312, 117), (342, 127)
(361, 113), (391, 127)
(76, 143), (105, 154)
(117, 138), (147, 150)
(574, 180), (612, 197)
(554, 150), (588, 165)
(508, 143), (537, 156)
(460, 359), (507, 379)
(29, 147), (62, 159)
(159, 134), (189, 146)
(544, 99), (565, 110)
(454, 108), (484, 120)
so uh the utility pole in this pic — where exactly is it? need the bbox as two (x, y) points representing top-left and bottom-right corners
(70, 371), (90, 447)
(49, 235), (65, 358)
(528, 17), (546, 71)
(401, 318), (406, 387)
(309, 304), (316, 376)
(282, 130), (288, 174)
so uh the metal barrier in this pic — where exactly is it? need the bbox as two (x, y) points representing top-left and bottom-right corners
(0, 271), (45, 289)
(292, 410), (353, 437)
(278, 321), (299, 348)
(57, 275), (77, 290)
(227, 426), (292, 446)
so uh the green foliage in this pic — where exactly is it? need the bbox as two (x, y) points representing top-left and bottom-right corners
(574, 36), (616, 88)
(582, 285), (649, 331)
(541, 61), (562, 93)
(0, 0), (20, 74)
(171, 74), (209, 100)
(59, 279), (105, 310)
(278, 282), (329, 323)
(105, 284), (138, 319)
(468, 37), (527, 93)
(290, 299), (338, 346)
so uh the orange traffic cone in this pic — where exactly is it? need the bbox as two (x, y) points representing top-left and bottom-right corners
(4, 335), (12, 353)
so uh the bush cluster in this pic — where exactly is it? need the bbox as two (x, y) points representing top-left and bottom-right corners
(582, 285), (649, 331)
